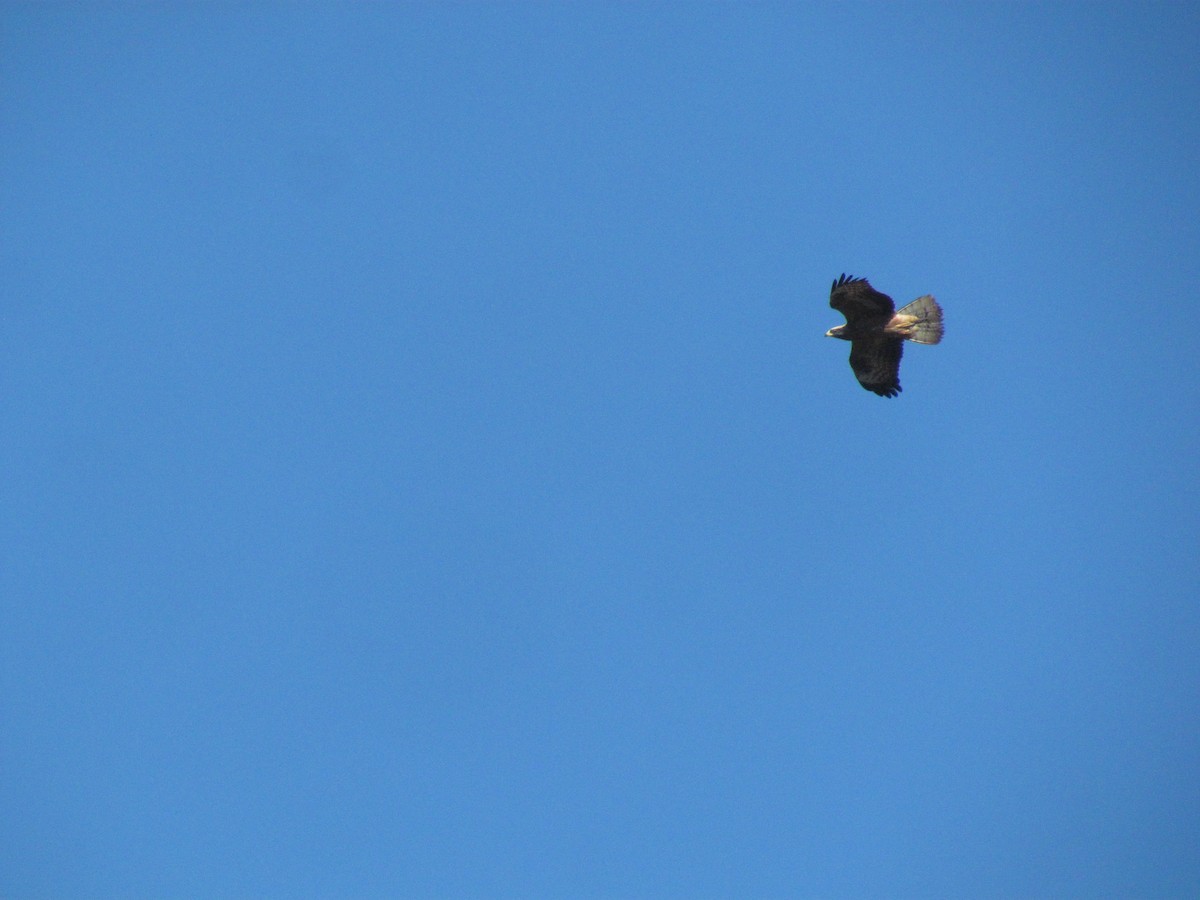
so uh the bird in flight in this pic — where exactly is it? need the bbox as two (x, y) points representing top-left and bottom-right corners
(825, 274), (944, 397)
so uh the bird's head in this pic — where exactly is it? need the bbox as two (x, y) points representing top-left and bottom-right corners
(825, 325), (848, 340)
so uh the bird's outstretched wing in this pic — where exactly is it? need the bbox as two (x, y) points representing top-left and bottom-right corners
(848, 335), (904, 397)
(830, 273), (894, 323)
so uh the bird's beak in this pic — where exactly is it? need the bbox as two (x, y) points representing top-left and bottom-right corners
(824, 329), (836, 338)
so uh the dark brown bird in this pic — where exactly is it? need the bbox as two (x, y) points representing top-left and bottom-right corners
(825, 274), (944, 397)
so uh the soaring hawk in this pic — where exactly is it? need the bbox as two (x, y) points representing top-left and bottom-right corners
(825, 274), (944, 397)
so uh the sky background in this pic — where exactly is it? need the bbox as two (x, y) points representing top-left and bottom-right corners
(3, 2), (1199, 897)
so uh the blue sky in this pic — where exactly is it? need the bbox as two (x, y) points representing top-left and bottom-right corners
(3, 2), (1198, 897)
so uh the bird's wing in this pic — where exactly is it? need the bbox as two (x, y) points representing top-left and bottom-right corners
(830, 273), (895, 323)
(848, 336), (904, 397)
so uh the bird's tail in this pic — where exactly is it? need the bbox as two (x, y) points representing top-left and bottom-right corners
(896, 295), (944, 344)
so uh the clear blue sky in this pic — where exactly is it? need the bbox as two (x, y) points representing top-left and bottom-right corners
(3, 3), (1198, 897)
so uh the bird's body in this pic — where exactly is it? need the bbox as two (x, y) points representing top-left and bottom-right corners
(825, 274), (943, 397)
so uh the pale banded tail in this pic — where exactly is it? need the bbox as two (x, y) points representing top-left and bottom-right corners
(896, 295), (944, 344)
